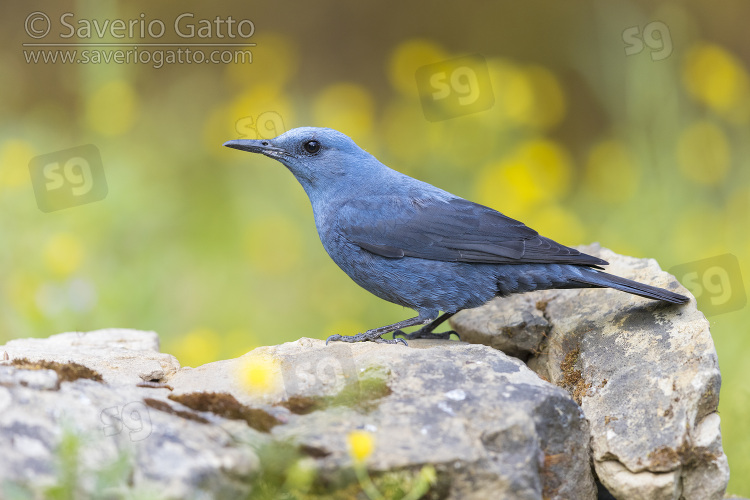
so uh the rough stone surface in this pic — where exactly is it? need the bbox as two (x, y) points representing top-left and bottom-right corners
(0, 367), (260, 499)
(451, 244), (729, 499)
(0, 332), (596, 499)
(451, 294), (550, 360)
(247, 339), (597, 500)
(1, 329), (180, 385)
(0, 331), (261, 499)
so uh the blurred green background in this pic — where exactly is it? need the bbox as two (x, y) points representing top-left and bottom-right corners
(2, 0), (748, 494)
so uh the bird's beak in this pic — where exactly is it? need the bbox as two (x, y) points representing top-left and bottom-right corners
(223, 139), (289, 159)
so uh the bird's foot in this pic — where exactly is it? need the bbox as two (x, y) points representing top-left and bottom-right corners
(326, 332), (408, 346)
(392, 329), (460, 341)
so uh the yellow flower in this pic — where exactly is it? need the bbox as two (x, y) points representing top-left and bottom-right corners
(237, 351), (282, 396)
(347, 430), (375, 463)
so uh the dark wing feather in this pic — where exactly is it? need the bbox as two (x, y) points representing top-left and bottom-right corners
(336, 196), (608, 267)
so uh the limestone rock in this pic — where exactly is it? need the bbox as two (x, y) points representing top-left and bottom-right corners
(1, 329), (180, 385)
(451, 294), (550, 359)
(0, 331), (260, 499)
(251, 339), (597, 500)
(0, 332), (596, 499)
(451, 244), (728, 499)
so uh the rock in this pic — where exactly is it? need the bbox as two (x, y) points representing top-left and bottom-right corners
(679, 413), (729, 500)
(451, 244), (729, 499)
(0, 331), (261, 499)
(0, 332), (596, 499)
(450, 294), (550, 360)
(595, 461), (681, 500)
(0, 365), (60, 390)
(244, 339), (597, 500)
(1, 329), (180, 385)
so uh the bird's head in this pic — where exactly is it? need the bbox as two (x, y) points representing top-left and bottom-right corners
(224, 127), (379, 197)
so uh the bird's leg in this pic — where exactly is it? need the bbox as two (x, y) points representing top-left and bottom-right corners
(392, 312), (460, 341)
(326, 316), (433, 346)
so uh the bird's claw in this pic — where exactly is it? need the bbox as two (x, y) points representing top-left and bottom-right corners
(392, 329), (461, 341)
(325, 334), (342, 345)
(379, 337), (408, 346)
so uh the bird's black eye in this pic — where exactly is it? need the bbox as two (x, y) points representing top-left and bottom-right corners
(303, 140), (321, 154)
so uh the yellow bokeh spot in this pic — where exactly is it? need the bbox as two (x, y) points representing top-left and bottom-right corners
(676, 121), (730, 185)
(515, 140), (572, 198)
(229, 85), (292, 139)
(313, 83), (375, 144)
(225, 32), (297, 90)
(525, 205), (586, 245)
(388, 39), (447, 96)
(499, 67), (533, 125)
(245, 215), (302, 275)
(0, 139), (35, 188)
(206, 85), (294, 155)
(347, 430), (375, 463)
(237, 351), (282, 396)
(174, 328), (221, 367)
(477, 139), (572, 214)
(584, 140), (640, 203)
(683, 43), (750, 123)
(44, 233), (84, 277)
(477, 164), (532, 217)
(85, 80), (139, 136)
(504, 66), (566, 130)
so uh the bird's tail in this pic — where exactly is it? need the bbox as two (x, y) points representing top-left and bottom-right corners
(572, 269), (689, 304)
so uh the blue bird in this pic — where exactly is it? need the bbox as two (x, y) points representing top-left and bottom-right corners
(224, 127), (688, 345)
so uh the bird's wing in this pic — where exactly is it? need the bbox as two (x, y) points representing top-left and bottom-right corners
(336, 196), (608, 267)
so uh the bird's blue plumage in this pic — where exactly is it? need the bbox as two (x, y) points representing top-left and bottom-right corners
(224, 127), (689, 344)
